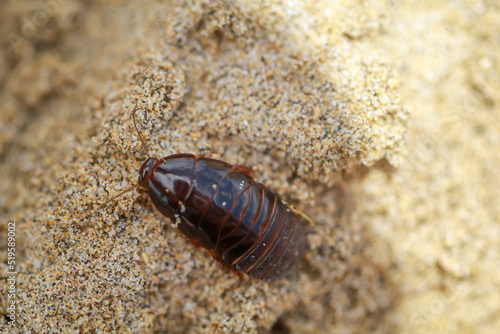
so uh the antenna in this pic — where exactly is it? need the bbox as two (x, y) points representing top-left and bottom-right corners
(132, 107), (151, 158)
(99, 106), (152, 209)
(99, 184), (139, 209)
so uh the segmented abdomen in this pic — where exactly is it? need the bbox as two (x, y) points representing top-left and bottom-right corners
(147, 154), (306, 281)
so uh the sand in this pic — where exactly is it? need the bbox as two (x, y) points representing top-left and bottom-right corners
(0, 0), (498, 333)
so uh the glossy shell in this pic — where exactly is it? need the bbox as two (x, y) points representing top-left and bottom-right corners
(139, 153), (306, 281)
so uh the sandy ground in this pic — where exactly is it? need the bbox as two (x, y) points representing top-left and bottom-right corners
(0, 0), (498, 333)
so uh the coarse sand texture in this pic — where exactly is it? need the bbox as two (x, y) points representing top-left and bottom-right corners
(1, 1), (499, 333)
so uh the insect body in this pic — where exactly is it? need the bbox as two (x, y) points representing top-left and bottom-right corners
(108, 108), (307, 281)
(139, 154), (306, 281)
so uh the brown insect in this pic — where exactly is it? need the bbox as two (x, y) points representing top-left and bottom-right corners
(104, 108), (309, 281)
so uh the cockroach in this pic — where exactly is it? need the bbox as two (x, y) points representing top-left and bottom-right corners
(103, 108), (310, 281)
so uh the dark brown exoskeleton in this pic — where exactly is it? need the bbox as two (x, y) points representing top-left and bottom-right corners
(105, 108), (309, 281)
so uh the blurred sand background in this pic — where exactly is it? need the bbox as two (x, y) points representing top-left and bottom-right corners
(0, 0), (499, 333)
